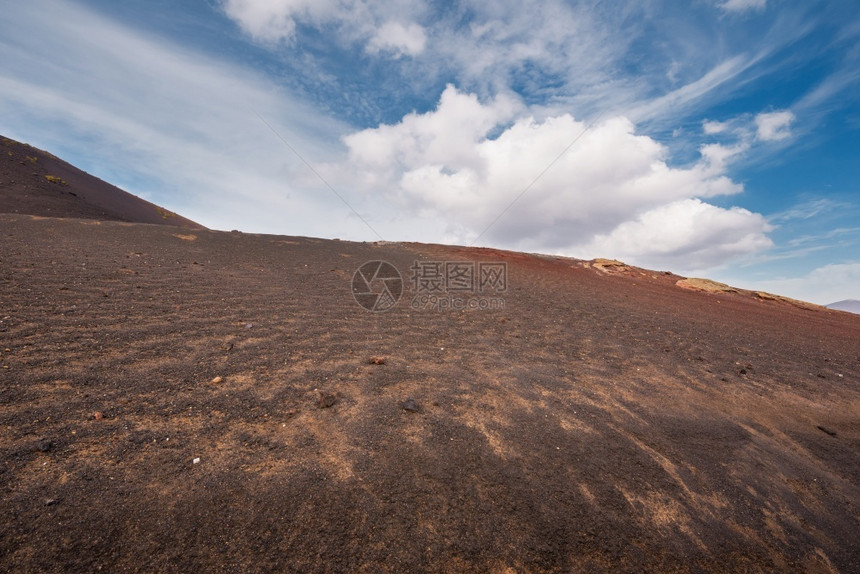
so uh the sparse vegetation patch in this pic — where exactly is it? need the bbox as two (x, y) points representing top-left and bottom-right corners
(45, 175), (68, 185)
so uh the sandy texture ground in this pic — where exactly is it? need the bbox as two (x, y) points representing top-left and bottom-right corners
(1, 214), (858, 572)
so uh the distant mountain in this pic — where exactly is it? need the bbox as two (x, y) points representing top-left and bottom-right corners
(0, 135), (204, 229)
(827, 299), (860, 314)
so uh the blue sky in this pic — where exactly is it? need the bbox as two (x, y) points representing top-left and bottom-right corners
(1, 0), (858, 304)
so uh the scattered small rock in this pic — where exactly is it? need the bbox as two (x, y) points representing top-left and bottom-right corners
(817, 425), (837, 437)
(37, 439), (52, 452)
(221, 342), (233, 352)
(245, 323), (254, 330)
(192, 457), (201, 464)
(93, 411), (104, 421)
(211, 376), (223, 384)
(44, 498), (59, 506)
(369, 356), (386, 365)
(317, 391), (338, 409)
(402, 398), (420, 413)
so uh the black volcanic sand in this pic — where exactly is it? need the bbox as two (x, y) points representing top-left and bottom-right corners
(0, 136), (204, 229)
(1, 214), (858, 573)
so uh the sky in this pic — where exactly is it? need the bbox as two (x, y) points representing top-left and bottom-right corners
(1, 0), (859, 304)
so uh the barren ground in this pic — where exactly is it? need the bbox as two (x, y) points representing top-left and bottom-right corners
(1, 213), (858, 572)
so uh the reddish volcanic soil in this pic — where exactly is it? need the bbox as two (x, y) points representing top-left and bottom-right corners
(1, 212), (858, 572)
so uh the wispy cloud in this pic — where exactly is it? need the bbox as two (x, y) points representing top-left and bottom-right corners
(703, 120), (729, 134)
(0, 0), (362, 235)
(217, 0), (428, 58)
(794, 64), (860, 115)
(629, 56), (753, 125)
(786, 227), (860, 248)
(367, 21), (427, 57)
(768, 198), (844, 223)
(717, 0), (767, 14)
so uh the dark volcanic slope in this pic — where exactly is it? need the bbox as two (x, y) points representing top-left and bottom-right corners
(0, 136), (204, 229)
(1, 214), (859, 573)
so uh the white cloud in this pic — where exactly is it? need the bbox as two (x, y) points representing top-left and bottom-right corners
(367, 22), (426, 57)
(217, 0), (807, 141)
(342, 85), (521, 181)
(577, 199), (773, 273)
(703, 120), (728, 134)
(440, 1), (623, 87)
(755, 110), (795, 141)
(217, 0), (377, 44)
(219, 0), (427, 58)
(337, 86), (771, 270)
(718, 0), (767, 14)
(699, 142), (750, 171)
(219, 0), (306, 43)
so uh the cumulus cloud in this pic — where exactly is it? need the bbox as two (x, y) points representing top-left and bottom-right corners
(337, 86), (771, 271)
(755, 110), (795, 141)
(367, 21), (426, 57)
(718, 0), (767, 14)
(578, 199), (773, 271)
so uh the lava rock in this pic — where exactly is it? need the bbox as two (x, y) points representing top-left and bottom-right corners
(317, 391), (338, 409)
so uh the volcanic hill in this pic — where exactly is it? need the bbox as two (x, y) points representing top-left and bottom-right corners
(1, 140), (858, 573)
(0, 135), (203, 228)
